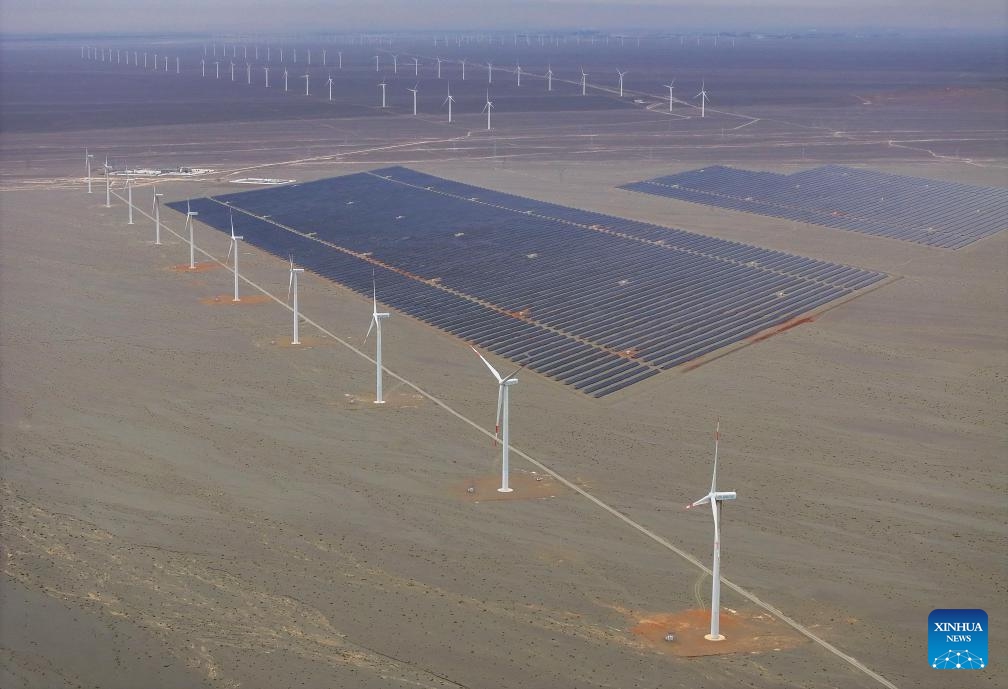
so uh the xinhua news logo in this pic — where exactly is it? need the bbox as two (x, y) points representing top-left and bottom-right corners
(929, 609), (987, 670)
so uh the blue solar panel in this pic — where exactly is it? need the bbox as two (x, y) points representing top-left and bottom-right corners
(621, 165), (1007, 249)
(168, 167), (885, 396)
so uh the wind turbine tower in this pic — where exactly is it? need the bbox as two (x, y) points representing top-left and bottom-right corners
(226, 209), (243, 301)
(85, 148), (94, 194)
(696, 81), (710, 118)
(287, 256), (304, 345)
(152, 186), (163, 245)
(665, 80), (676, 112)
(686, 420), (737, 641)
(444, 81), (455, 123)
(617, 69), (627, 97)
(483, 90), (494, 130)
(185, 201), (199, 270)
(408, 84), (418, 115)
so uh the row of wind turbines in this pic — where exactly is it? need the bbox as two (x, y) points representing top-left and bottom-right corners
(83, 46), (715, 120)
(88, 148), (738, 643)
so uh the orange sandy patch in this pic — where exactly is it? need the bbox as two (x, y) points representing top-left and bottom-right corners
(170, 262), (221, 273)
(630, 608), (804, 657)
(200, 294), (272, 306)
(455, 470), (563, 502)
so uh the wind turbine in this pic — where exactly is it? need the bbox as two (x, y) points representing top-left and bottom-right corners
(408, 84), (418, 115)
(487, 61), (493, 84)
(686, 420), (737, 641)
(246, 62), (251, 84)
(471, 346), (522, 493)
(580, 67), (588, 95)
(413, 56), (419, 76)
(230, 60), (235, 81)
(436, 56), (442, 78)
(375, 54), (380, 72)
(379, 80), (387, 107)
(214, 61), (220, 79)
(184, 201), (199, 270)
(287, 255), (304, 345)
(225, 209), (243, 302)
(126, 177), (134, 224)
(103, 155), (111, 208)
(665, 80), (676, 112)
(392, 54), (398, 74)
(695, 81), (709, 118)
(303, 72), (310, 96)
(264, 66), (270, 88)
(152, 186), (163, 245)
(617, 69), (626, 97)
(546, 64), (553, 91)
(338, 51), (343, 69)
(443, 81), (455, 123)
(483, 90), (494, 130)
(201, 58), (205, 77)
(328, 73), (334, 101)
(515, 62), (522, 86)
(284, 68), (289, 92)
(85, 148), (94, 194)
(460, 58), (466, 80)
(363, 271), (390, 404)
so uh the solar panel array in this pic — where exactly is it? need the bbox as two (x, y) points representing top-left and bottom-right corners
(621, 165), (1008, 249)
(169, 167), (885, 396)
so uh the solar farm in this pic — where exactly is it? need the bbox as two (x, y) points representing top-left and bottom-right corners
(621, 164), (1008, 249)
(169, 167), (885, 396)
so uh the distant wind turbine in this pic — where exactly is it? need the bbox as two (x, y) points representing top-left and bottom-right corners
(225, 208), (243, 302)
(443, 81), (455, 123)
(617, 69), (627, 97)
(184, 201), (199, 270)
(580, 67), (588, 95)
(85, 147), (94, 194)
(408, 83), (418, 115)
(152, 186), (163, 245)
(665, 80), (676, 112)
(287, 255), (304, 345)
(363, 270), (390, 404)
(695, 81), (710, 118)
(483, 89), (494, 130)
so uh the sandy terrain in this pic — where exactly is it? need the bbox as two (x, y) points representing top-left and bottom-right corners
(2, 35), (1006, 689)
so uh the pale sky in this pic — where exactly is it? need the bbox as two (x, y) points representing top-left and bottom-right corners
(2, 0), (1006, 35)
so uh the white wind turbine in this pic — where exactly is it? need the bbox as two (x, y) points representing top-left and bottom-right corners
(85, 148), (94, 194)
(338, 51), (343, 69)
(152, 186), (163, 245)
(413, 56), (419, 76)
(287, 255), (304, 344)
(487, 61), (493, 83)
(617, 69), (627, 97)
(379, 80), (387, 108)
(230, 60), (235, 81)
(436, 56), (442, 78)
(471, 346), (523, 493)
(461, 58), (466, 80)
(103, 155), (111, 208)
(483, 89), (494, 130)
(374, 54), (380, 72)
(515, 62), (522, 86)
(443, 81), (455, 123)
(246, 62), (251, 84)
(695, 81), (710, 118)
(363, 271), (390, 404)
(201, 58), (205, 77)
(264, 66), (270, 88)
(225, 208), (243, 301)
(303, 72), (310, 96)
(284, 68), (289, 92)
(214, 61), (220, 79)
(184, 201), (199, 270)
(546, 64), (553, 91)
(126, 176), (134, 224)
(408, 83), (418, 115)
(392, 54), (398, 74)
(580, 67), (588, 95)
(685, 419), (737, 641)
(665, 79), (676, 112)
(328, 73), (334, 101)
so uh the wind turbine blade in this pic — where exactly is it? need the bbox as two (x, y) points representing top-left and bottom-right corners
(226, 238), (234, 261)
(686, 494), (712, 509)
(364, 315), (375, 343)
(711, 418), (720, 493)
(495, 384), (503, 440)
(372, 269), (379, 316)
(470, 345), (503, 382)
(287, 271), (293, 301)
(501, 363), (524, 383)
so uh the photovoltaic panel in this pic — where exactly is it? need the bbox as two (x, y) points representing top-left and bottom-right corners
(168, 167), (885, 396)
(621, 165), (1007, 249)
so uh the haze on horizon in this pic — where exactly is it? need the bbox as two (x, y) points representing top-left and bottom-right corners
(2, 0), (1006, 36)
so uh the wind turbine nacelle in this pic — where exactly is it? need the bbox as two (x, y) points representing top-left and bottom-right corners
(714, 491), (737, 501)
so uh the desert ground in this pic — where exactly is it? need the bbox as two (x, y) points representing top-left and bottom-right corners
(1, 34), (1005, 688)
